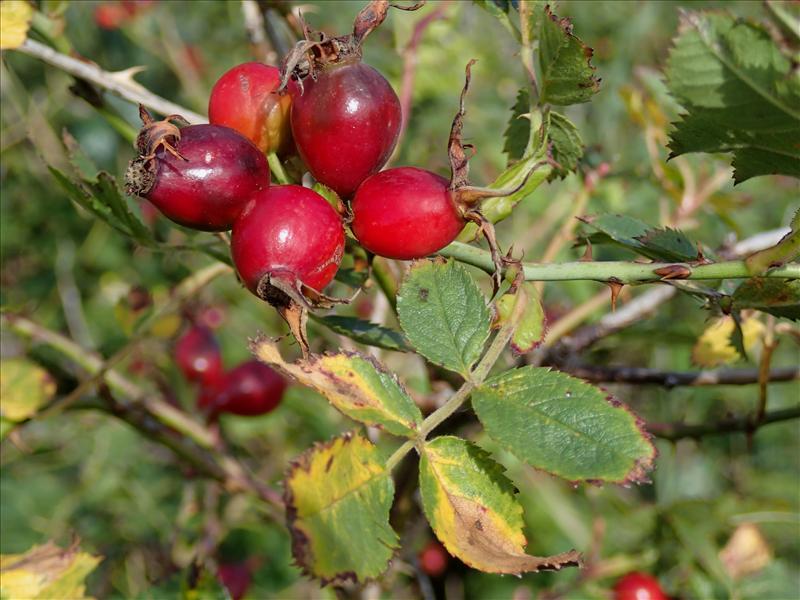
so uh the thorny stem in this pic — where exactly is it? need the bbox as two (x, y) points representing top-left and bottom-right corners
(15, 39), (205, 124)
(386, 283), (529, 470)
(518, 0), (540, 102)
(438, 241), (800, 282)
(562, 364), (799, 387)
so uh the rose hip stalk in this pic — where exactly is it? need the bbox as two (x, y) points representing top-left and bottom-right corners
(350, 61), (551, 283)
(280, 1), (423, 198)
(208, 62), (292, 156)
(125, 106), (270, 231)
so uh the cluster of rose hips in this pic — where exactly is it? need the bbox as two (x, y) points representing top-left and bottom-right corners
(125, 2), (520, 346)
(175, 322), (286, 418)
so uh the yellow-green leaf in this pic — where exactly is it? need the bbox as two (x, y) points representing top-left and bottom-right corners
(495, 284), (546, 354)
(0, 1), (33, 50)
(691, 316), (764, 367)
(0, 358), (56, 422)
(0, 540), (101, 600)
(419, 436), (581, 575)
(253, 339), (422, 437)
(284, 433), (398, 584)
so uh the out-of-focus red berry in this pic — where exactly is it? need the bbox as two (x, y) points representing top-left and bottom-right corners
(218, 562), (251, 600)
(418, 540), (449, 578)
(174, 325), (224, 386)
(614, 572), (668, 600)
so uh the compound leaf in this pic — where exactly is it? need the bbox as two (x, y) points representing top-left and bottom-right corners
(284, 433), (397, 585)
(472, 367), (656, 484)
(253, 339), (422, 437)
(538, 5), (600, 105)
(665, 11), (800, 183)
(397, 259), (491, 376)
(419, 436), (582, 575)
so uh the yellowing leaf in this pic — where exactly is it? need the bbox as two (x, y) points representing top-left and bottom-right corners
(252, 339), (422, 437)
(0, 540), (101, 599)
(284, 432), (397, 584)
(719, 523), (772, 580)
(0, 1), (33, 49)
(418, 436), (581, 575)
(692, 316), (764, 367)
(0, 358), (56, 422)
(495, 284), (546, 354)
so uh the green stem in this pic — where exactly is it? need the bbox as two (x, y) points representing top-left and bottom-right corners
(371, 257), (398, 313)
(439, 241), (800, 283)
(384, 283), (531, 474)
(267, 152), (291, 185)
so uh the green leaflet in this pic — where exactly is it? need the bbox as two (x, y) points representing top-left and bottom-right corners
(419, 436), (581, 575)
(284, 433), (397, 585)
(397, 259), (491, 376)
(665, 11), (800, 183)
(538, 6), (600, 105)
(252, 339), (422, 437)
(495, 283), (546, 354)
(311, 315), (410, 352)
(472, 367), (656, 484)
(745, 210), (800, 275)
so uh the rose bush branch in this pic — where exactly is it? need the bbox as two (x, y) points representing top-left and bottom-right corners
(15, 39), (205, 123)
(561, 364), (799, 387)
(649, 406), (800, 441)
(439, 240), (800, 282)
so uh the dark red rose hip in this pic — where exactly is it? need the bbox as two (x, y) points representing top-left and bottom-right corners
(351, 167), (464, 259)
(174, 324), (224, 386)
(212, 360), (287, 416)
(289, 62), (401, 198)
(231, 185), (345, 296)
(126, 121), (269, 231)
(613, 572), (667, 600)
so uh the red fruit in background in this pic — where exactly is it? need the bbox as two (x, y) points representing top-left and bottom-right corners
(351, 167), (463, 259)
(94, 3), (129, 29)
(231, 185), (345, 296)
(126, 123), (269, 231)
(213, 360), (287, 416)
(218, 562), (252, 600)
(175, 325), (223, 386)
(289, 62), (401, 198)
(614, 572), (667, 600)
(418, 540), (449, 578)
(209, 62), (292, 156)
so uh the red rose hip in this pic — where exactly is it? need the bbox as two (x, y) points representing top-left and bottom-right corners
(418, 540), (449, 578)
(214, 360), (287, 416)
(289, 62), (401, 198)
(351, 167), (464, 259)
(613, 572), (667, 600)
(126, 120), (270, 231)
(209, 62), (292, 156)
(175, 324), (223, 386)
(231, 185), (345, 297)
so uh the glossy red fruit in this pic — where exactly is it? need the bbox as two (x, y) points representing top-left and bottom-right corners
(231, 185), (345, 296)
(127, 124), (269, 231)
(214, 360), (287, 416)
(418, 540), (449, 578)
(175, 325), (223, 386)
(351, 167), (463, 259)
(614, 572), (668, 600)
(218, 562), (252, 600)
(209, 62), (293, 156)
(289, 62), (401, 198)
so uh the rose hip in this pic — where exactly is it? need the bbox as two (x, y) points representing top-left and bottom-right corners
(174, 324), (223, 386)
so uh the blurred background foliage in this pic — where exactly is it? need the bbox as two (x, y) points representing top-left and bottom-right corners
(1, 1), (798, 599)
